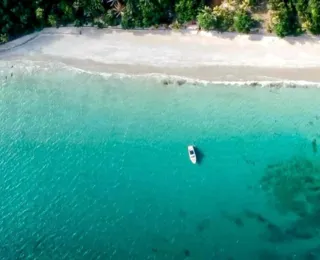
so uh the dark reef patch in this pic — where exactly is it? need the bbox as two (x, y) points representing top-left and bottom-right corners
(259, 156), (320, 243)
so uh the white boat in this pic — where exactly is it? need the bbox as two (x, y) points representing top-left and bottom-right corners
(188, 145), (197, 164)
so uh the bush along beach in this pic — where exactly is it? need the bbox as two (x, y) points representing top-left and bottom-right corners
(2, 0), (320, 44)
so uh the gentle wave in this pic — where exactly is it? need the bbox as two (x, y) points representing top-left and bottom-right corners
(1, 59), (320, 89)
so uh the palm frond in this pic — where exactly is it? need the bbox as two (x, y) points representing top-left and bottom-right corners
(107, 0), (119, 6)
(113, 1), (125, 17)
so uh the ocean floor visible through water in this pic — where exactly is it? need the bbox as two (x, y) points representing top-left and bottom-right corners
(1, 62), (320, 260)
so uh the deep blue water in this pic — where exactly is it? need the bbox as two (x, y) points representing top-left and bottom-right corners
(1, 64), (320, 259)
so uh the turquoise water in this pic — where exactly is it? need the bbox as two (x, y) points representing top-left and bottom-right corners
(1, 64), (320, 259)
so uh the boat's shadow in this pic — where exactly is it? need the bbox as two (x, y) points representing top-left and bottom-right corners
(194, 147), (205, 165)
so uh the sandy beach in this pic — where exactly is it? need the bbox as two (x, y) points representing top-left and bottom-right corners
(2, 27), (320, 82)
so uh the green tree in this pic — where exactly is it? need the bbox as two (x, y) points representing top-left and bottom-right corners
(102, 9), (120, 26)
(272, 2), (301, 37)
(175, 0), (204, 23)
(0, 0), (315, 44)
(197, 6), (215, 30)
(212, 6), (234, 32)
(121, 8), (136, 29)
(308, 0), (320, 34)
(139, 0), (163, 27)
(233, 9), (256, 33)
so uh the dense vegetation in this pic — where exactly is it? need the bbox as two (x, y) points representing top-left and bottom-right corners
(1, 0), (320, 43)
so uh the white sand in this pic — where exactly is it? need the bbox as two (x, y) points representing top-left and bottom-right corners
(2, 27), (320, 81)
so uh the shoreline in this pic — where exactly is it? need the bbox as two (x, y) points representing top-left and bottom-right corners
(3, 58), (320, 88)
(2, 27), (320, 82)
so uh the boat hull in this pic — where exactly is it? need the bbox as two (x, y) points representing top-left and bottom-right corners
(188, 145), (197, 164)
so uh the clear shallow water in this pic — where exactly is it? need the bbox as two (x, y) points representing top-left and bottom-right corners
(1, 63), (320, 259)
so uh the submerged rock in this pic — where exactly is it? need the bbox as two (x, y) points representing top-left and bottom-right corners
(258, 249), (283, 260)
(243, 209), (288, 243)
(178, 209), (187, 218)
(176, 79), (186, 86)
(248, 82), (259, 87)
(243, 210), (268, 224)
(303, 252), (318, 260)
(196, 218), (210, 232)
(312, 139), (317, 154)
(161, 79), (173, 86)
(221, 211), (244, 227)
(233, 217), (244, 227)
(183, 249), (190, 257)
